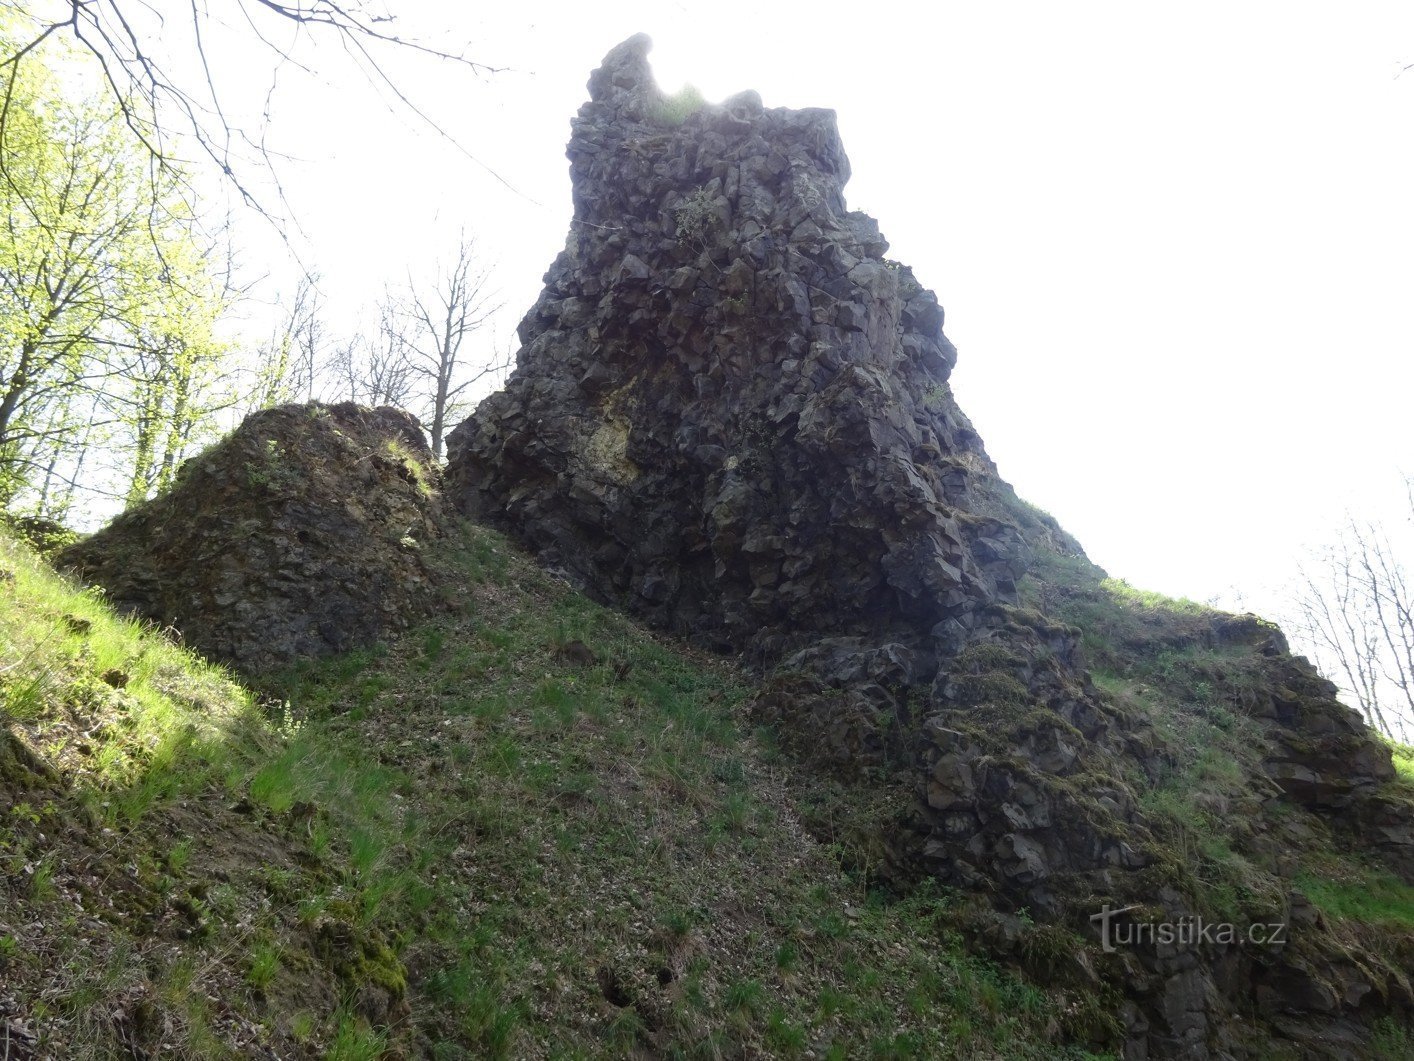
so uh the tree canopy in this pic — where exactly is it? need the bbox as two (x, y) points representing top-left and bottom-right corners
(0, 16), (231, 517)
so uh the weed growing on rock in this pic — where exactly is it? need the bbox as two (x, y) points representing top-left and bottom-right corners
(650, 83), (706, 127)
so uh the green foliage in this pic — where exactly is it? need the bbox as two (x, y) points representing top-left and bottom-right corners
(674, 186), (720, 246)
(921, 382), (949, 411)
(1387, 739), (1414, 784)
(0, 514), (78, 558)
(0, 522), (1104, 1057)
(385, 437), (435, 498)
(651, 83), (707, 127)
(1372, 1017), (1413, 1058)
(0, 23), (233, 518)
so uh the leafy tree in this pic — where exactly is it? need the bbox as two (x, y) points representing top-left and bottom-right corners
(0, 21), (233, 515)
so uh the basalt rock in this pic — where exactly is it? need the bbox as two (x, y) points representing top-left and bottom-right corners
(447, 36), (1413, 1058)
(61, 402), (446, 674)
(447, 33), (1020, 662)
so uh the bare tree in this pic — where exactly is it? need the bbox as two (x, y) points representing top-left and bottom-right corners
(1289, 489), (1414, 743)
(235, 273), (328, 415)
(386, 237), (502, 458)
(0, 1), (501, 222)
(329, 303), (414, 408)
(1351, 519), (1414, 731)
(1293, 532), (1393, 737)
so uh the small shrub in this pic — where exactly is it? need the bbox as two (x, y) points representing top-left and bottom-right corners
(651, 84), (706, 127)
(674, 187), (719, 246)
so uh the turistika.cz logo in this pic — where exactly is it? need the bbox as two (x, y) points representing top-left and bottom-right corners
(1089, 904), (1287, 954)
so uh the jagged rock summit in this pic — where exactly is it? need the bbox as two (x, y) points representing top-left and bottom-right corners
(448, 36), (1413, 1058)
(61, 402), (446, 673)
(447, 33), (1020, 661)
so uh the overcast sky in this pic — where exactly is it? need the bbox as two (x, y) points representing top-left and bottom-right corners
(88, 1), (1414, 624)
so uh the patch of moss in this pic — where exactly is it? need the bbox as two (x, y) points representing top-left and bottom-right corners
(313, 913), (407, 999)
(953, 671), (1031, 708)
(953, 642), (1028, 673)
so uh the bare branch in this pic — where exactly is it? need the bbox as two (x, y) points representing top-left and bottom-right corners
(1, 2), (513, 227)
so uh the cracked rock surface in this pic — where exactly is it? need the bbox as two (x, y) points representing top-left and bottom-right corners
(62, 402), (446, 674)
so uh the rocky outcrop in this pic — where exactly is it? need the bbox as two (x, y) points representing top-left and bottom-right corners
(446, 36), (1413, 1059)
(447, 34), (1020, 662)
(61, 402), (446, 673)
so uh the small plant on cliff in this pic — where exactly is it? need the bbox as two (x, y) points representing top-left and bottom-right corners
(675, 187), (720, 247)
(921, 382), (949, 412)
(651, 83), (706, 127)
(245, 437), (292, 492)
(383, 438), (434, 498)
(885, 259), (923, 298)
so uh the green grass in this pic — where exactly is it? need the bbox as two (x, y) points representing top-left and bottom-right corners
(383, 436), (436, 499)
(0, 529), (259, 804)
(1372, 1016), (1413, 1058)
(327, 1010), (386, 1061)
(1020, 545), (1232, 677)
(0, 522), (1112, 1058)
(651, 83), (707, 126)
(1387, 740), (1414, 784)
(246, 939), (281, 990)
(1099, 577), (1207, 615)
(1296, 870), (1414, 929)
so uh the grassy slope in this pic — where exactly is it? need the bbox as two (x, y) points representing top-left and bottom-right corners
(1, 523), (1116, 1060)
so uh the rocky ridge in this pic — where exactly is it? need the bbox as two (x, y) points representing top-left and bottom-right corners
(446, 35), (1414, 1058)
(61, 402), (446, 673)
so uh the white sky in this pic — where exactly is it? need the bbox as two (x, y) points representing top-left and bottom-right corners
(45, 1), (1414, 625)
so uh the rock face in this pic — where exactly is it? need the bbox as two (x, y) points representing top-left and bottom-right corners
(62, 403), (446, 673)
(447, 33), (1020, 662)
(447, 37), (1413, 1059)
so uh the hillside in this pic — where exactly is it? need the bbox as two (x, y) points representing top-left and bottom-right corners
(6, 509), (1413, 1059)
(4, 32), (1413, 1061)
(2, 521), (1131, 1059)
(440, 34), (1414, 1058)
